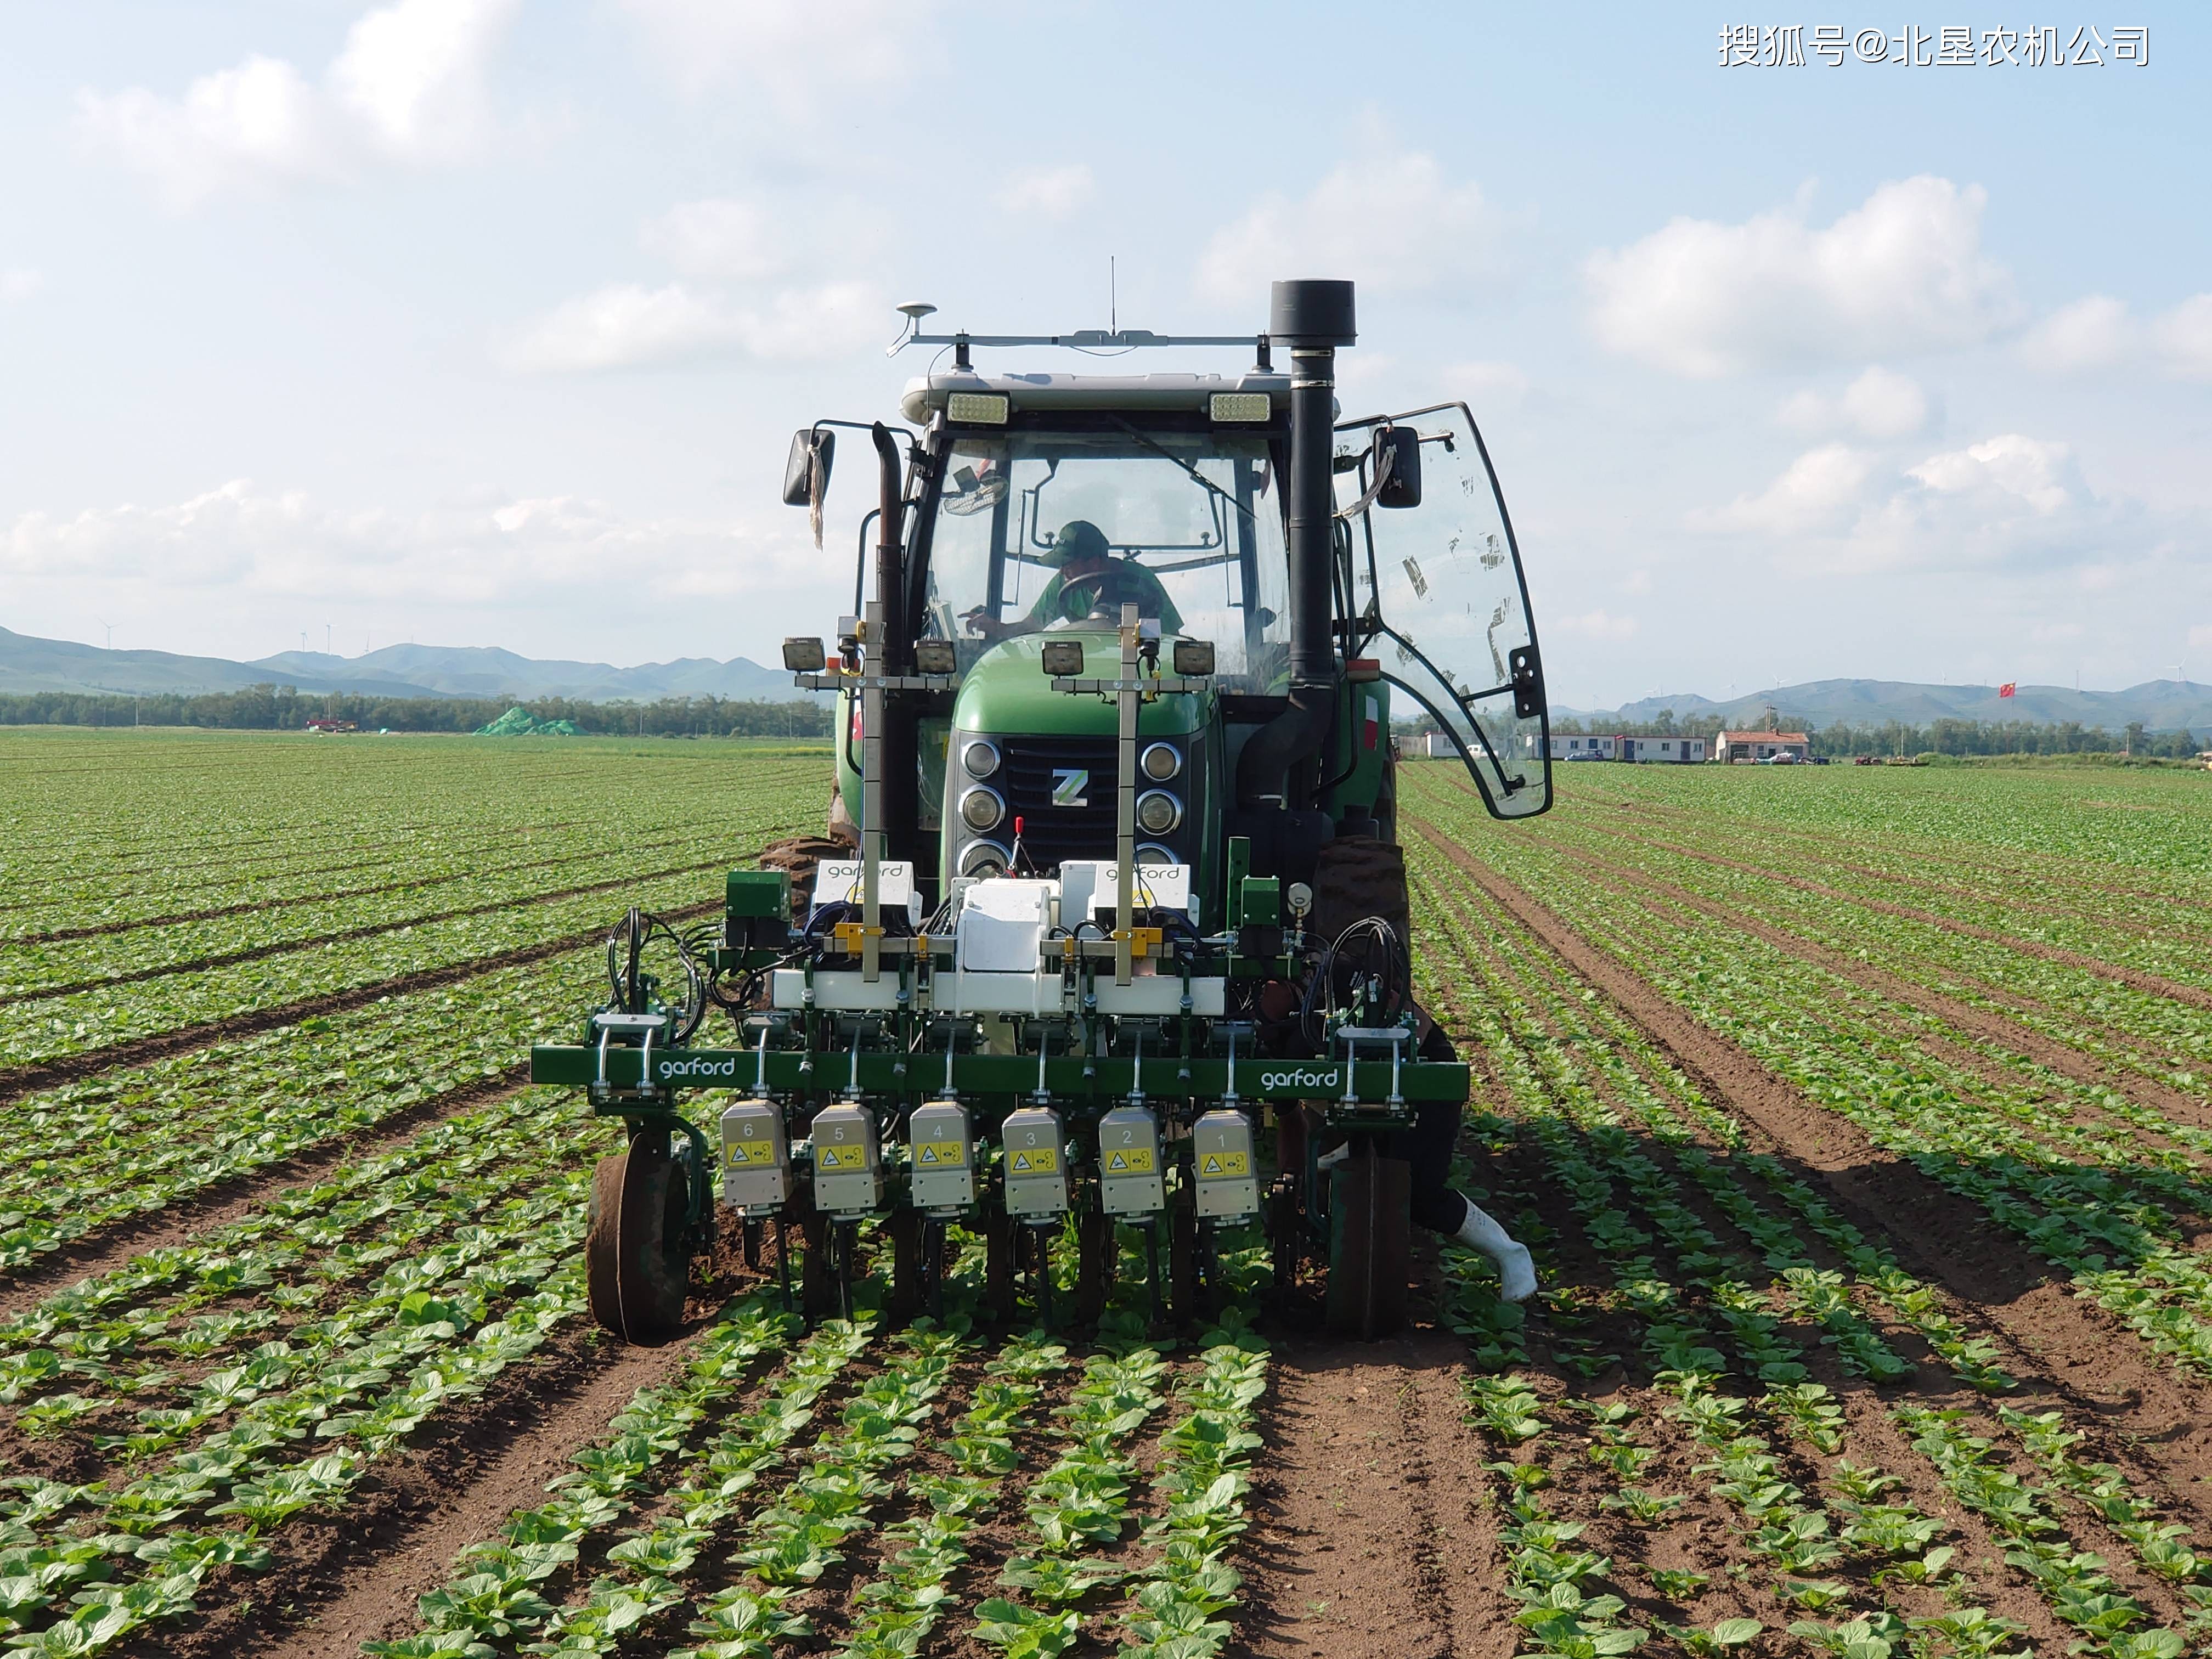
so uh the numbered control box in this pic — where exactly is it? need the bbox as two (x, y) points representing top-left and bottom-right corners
(1001, 1105), (1068, 1218)
(719, 1098), (791, 1210)
(907, 1099), (974, 1211)
(1192, 1108), (1259, 1220)
(810, 1101), (882, 1214)
(1096, 1104), (1165, 1216)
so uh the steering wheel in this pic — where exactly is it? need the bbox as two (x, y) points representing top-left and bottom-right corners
(1052, 569), (1120, 622)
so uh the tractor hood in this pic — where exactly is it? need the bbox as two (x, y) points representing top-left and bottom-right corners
(953, 633), (1211, 737)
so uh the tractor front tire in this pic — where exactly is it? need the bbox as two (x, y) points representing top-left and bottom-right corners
(586, 1130), (691, 1345)
(1325, 1149), (1412, 1341)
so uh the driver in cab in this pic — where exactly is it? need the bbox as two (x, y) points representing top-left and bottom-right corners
(963, 520), (1182, 643)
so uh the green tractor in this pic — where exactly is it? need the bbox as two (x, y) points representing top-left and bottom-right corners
(531, 279), (1551, 1341)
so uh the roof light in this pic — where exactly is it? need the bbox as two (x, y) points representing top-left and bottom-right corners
(1210, 392), (1272, 422)
(946, 392), (1010, 424)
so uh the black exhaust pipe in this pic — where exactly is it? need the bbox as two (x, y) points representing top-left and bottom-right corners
(872, 423), (921, 865)
(1236, 279), (1355, 818)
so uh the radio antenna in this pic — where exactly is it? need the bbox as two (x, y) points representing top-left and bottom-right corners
(1110, 256), (1116, 334)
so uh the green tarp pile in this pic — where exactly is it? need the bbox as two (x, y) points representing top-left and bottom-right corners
(474, 706), (581, 736)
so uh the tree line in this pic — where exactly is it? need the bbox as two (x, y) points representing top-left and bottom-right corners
(0, 685), (834, 738)
(1549, 709), (2203, 760)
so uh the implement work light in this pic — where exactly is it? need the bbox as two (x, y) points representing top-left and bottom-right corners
(1039, 641), (1085, 678)
(782, 637), (827, 673)
(913, 637), (957, 675)
(1171, 639), (1215, 676)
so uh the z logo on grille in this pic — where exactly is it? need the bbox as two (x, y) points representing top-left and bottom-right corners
(1051, 768), (1090, 808)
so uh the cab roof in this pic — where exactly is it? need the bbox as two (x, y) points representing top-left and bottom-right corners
(900, 370), (1290, 426)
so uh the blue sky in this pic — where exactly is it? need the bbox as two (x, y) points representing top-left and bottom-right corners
(2, 2), (2205, 708)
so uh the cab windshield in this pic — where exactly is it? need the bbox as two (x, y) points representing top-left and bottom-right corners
(922, 429), (1292, 691)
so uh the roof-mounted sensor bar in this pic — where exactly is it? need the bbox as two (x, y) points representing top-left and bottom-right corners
(888, 305), (1269, 368)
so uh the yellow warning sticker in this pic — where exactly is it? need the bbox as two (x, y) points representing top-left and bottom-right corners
(726, 1144), (753, 1165)
(1009, 1148), (1059, 1175)
(917, 1142), (966, 1166)
(1199, 1152), (1250, 1178)
(818, 1144), (866, 1171)
(1104, 1148), (1156, 1174)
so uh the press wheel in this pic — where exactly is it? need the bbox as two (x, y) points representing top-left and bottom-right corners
(1325, 1149), (1411, 1341)
(586, 1128), (691, 1345)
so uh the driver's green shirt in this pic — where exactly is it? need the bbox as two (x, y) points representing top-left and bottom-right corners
(1029, 559), (1183, 633)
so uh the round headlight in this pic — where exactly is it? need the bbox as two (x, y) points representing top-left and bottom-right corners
(963, 738), (1000, 778)
(1139, 741), (1181, 781)
(960, 787), (1005, 833)
(1135, 789), (1182, 836)
(1136, 842), (1176, 865)
(960, 840), (1009, 877)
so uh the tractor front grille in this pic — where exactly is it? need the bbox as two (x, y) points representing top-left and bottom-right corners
(996, 737), (1122, 872)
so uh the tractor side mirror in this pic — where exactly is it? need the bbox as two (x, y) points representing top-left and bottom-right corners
(1373, 425), (1421, 509)
(782, 428), (834, 507)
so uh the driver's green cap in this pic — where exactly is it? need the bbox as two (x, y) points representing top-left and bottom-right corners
(1049, 520), (1109, 566)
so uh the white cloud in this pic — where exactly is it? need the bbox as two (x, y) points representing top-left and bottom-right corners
(640, 195), (885, 280)
(2, 478), (832, 614)
(1907, 433), (2072, 515)
(1555, 610), (1640, 642)
(1444, 359), (1531, 405)
(1778, 365), (1930, 439)
(616, 0), (936, 105)
(642, 199), (784, 280)
(76, 0), (518, 210)
(327, 0), (520, 159)
(1695, 443), (1875, 535)
(1, 268), (40, 303)
(1585, 176), (2021, 377)
(2157, 295), (2212, 381)
(505, 279), (884, 372)
(994, 165), (1094, 220)
(2018, 294), (2136, 373)
(1197, 150), (1503, 304)
(1697, 431), (2149, 577)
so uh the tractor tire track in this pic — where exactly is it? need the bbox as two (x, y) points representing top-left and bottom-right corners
(0, 898), (716, 1107)
(0, 855), (727, 1007)
(1404, 812), (2212, 1535)
(1239, 1332), (1510, 1659)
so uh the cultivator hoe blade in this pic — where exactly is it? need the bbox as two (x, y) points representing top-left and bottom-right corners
(585, 1130), (690, 1345)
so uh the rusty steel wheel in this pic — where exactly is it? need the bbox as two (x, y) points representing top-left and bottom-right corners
(585, 1129), (691, 1345)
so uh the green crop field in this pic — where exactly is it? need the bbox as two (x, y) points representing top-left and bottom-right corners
(4, 728), (2210, 1659)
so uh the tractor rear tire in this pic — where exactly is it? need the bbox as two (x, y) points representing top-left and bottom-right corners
(586, 1130), (691, 1345)
(1325, 1150), (1412, 1341)
(1310, 836), (1411, 951)
(755, 834), (854, 916)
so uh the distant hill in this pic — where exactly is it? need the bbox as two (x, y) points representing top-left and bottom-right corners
(1555, 677), (2212, 733)
(0, 627), (804, 703)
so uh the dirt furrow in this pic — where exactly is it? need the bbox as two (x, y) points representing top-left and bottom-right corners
(138, 1313), (718, 1659)
(0, 1072), (530, 1316)
(1601, 827), (2212, 1012)
(0, 855), (725, 1008)
(1238, 1331), (1511, 1659)
(1549, 839), (2212, 1134)
(0, 895), (714, 1107)
(1405, 814), (2212, 1535)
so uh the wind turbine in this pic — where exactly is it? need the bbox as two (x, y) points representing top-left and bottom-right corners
(95, 617), (114, 649)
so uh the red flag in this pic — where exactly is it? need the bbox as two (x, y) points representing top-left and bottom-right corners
(1999, 682), (2017, 698)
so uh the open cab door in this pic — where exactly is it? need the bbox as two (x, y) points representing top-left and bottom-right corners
(1335, 401), (1551, 819)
